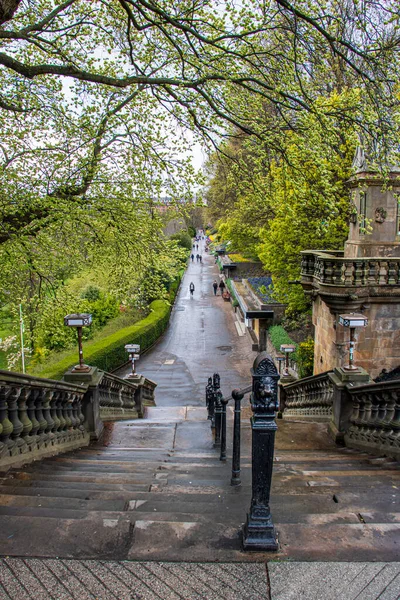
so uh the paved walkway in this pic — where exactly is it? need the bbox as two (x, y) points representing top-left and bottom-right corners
(1, 238), (400, 598)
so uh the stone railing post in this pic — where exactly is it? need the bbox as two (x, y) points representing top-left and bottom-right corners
(63, 367), (104, 440)
(243, 352), (279, 552)
(328, 367), (370, 443)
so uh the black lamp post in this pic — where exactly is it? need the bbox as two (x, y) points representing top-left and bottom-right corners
(338, 313), (368, 371)
(64, 313), (92, 372)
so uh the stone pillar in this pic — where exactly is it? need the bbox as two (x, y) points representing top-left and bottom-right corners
(63, 367), (104, 440)
(328, 367), (370, 443)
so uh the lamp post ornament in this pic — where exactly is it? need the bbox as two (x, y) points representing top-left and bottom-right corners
(64, 313), (92, 372)
(125, 344), (140, 375)
(338, 313), (368, 371)
(243, 352), (279, 551)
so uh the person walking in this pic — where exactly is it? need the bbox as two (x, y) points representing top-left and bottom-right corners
(196, 254), (199, 262)
(191, 253), (194, 262)
(219, 279), (225, 295)
(199, 255), (202, 263)
(212, 280), (218, 296)
(189, 282), (195, 296)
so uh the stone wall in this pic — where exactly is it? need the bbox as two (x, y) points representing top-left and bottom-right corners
(313, 297), (338, 375)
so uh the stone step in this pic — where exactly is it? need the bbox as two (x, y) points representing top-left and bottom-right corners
(0, 478), (151, 493)
(8, 471), (160, 485)
(0, 493), (128, 512)
(0, 515), (134, 560)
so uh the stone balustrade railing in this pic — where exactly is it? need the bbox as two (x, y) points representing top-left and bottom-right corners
(345, 380), (400, 459)
(98, 372), (140, 421)
(0, 367), (157, 469)
(0, 370), (89, 469)
(301, 250), (400, 287)
(279, 371), (334, 421)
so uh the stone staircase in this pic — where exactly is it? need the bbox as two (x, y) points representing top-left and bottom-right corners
(0, 409), (399, 563)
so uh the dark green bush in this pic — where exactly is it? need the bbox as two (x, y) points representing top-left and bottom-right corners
(187, 225), (196, 237)
(268, 325), (297, 359)
(170, 231), (192, 250)
(81, 285), (101, 302)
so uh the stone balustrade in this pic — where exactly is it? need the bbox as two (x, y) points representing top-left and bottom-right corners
(345, 380), (400, 459)
(0, 370), (89, 469)
(0, 367), (157, 469)
(98, 372), (139, 421)
(279, 371), (334, 421)
(301, 250), (400, 287)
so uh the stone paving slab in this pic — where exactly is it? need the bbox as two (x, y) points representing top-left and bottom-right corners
(0, 558), (269, 600)
(268, 561), (400, 600)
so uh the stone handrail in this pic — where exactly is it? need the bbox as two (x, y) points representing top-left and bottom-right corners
(345, 379), (400, 458)
(301, 250), (400, 287)
(0, 370), (89, 469)
(98, 372), (140, 421)
(280, 371), (334, 421)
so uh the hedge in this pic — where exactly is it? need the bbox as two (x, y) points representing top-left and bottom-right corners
(34, 299), (171, 380)
(225, 279), (239, 307)
(268, 325), (297, 359)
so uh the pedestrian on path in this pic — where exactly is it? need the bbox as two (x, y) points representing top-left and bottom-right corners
(191, 254), (194, 262)
(219, 279), (225, 295)
(213, 280), (218, 295)
(199, 255), (202, 263)
(196, 254), (199, 262)
(189, 282), (195, 296)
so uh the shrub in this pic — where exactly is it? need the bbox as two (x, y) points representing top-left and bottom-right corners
(170, 231), (192, 250)
(188, 225), (196, 237)
(81, 285), (101, 302)
(297, 338), (315, 378)
(268, 325), (297, 359)
(34, 300), (171, 380)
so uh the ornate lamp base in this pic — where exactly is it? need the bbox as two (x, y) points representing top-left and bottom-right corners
(242, 513), (278, 551)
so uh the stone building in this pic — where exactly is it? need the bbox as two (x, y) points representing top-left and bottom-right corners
(300, 147), (400, 379)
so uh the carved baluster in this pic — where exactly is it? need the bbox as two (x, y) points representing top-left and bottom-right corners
(57, 391), (67, 439)
(27, 388), (40, 447)
(388, 260), (397, 285)
(43, 390), (56, 442)
(0, 385), (13, 449)
(36, 389), (48, 444)
(378, 261), (388, 285)
(367, 261), (376, 285)
(9, 385), (25, 451)
(71, 394), (80, 433)
(64, 393), (73, 431)
(76, 394), (85, 431)
(354, 261), (363, 285)
(51, 391), (61, 439)
(18, 387), (33, 447)
(324, 260), (333, 284)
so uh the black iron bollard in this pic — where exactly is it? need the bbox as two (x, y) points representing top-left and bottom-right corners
(243, 352), (280, 551)
(220, 396), (229, 461)
(212, 373), (222, 447)
(205, 376), (214, 422)
(214, 388), (222, 447)
(231, 388), (244, 486)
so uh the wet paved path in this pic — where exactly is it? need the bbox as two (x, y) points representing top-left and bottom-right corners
(116, 236), (255, 403)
